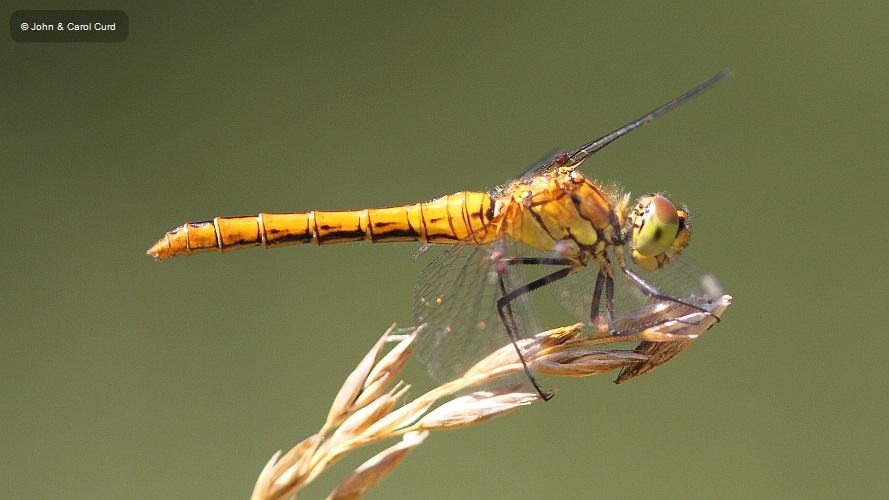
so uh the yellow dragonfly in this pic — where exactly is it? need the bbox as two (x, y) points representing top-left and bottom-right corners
(149, 71), (730, 399)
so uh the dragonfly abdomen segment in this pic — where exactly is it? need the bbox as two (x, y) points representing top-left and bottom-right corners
(147, 191), (496, 260)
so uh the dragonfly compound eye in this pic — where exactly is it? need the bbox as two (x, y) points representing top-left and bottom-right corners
(630, 195), (690, 270)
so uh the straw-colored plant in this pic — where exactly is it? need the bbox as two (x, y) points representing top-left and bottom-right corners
(251, 295), (731, 500)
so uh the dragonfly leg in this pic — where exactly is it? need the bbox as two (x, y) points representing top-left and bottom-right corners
(619, 265), (720, 324)
(590, 270), (605, 327)
(589, 255), (618, 333)
(606, 312), (711, 339)
(605, 271), (616, 331)
(495, 264), (575, 401)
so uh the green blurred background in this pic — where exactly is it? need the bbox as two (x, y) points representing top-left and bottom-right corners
(2, 1), (886, 498)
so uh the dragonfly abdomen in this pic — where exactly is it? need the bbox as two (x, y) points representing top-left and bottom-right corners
(147, 191), (496, 260)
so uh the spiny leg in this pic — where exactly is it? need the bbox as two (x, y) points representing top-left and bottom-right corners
(496, 264), (575, 401)
(605, 270), (616, 330)
(498, 256), (574, 396)
(606, 310), (714, 339)
(620, 265), (721, 324)
(589, 269), (605, 328)
(591, 258), (722, 336)
(589, 256), (619, 333)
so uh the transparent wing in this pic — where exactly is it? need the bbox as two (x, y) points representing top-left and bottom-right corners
(528, 70), (732, 177)
(519, 149), (564, 179)
(413, 238), (541, 383)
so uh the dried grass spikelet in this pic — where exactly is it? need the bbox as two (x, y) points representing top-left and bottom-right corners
(252, 295), (731, 500)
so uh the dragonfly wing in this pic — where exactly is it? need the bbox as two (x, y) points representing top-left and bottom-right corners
(520, 149), (563, 179)
(413, 239), (540, 384)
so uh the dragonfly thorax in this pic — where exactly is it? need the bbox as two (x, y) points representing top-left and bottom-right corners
(496, 167), (627, 263)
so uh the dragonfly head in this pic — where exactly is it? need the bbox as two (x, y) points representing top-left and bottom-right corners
(627, 194), (691, 271)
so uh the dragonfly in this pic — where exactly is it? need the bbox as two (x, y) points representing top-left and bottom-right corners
(149, 70), (730, 399)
